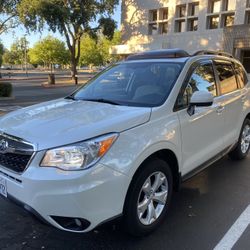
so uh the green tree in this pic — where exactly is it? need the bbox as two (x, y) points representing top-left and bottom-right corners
(79, 34), (102, 67)
(99, 30), (121, 64)
(18, 0), (118, 83)
(0, 42), (5, 77)
(0, 42), (4, 66)
(29, 36), (69, 71)
(80, 30), (121, 67)
(0, 1), (20, 35)
(2, 49), (16, 66)
(2, 37), (29, 68)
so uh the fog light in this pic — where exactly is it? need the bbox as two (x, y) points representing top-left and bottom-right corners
(51, 216), (90, 231)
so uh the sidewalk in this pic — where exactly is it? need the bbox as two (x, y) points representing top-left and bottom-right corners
(0, 105), (22, 115)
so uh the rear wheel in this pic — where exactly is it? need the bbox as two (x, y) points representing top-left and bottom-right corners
(123, 158), (173, 236)
(229, 118), (250, 160)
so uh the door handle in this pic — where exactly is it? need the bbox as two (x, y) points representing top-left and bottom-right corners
(216, 105), (225, 114)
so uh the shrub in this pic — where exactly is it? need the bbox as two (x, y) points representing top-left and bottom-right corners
(0, 82), (12, 97)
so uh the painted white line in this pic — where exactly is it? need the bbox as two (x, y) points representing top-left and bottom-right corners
(214, 205), (250, 250)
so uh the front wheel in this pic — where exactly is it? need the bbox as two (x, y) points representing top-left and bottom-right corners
(123, 158), (173, 236)
(229, 118), (250, 160)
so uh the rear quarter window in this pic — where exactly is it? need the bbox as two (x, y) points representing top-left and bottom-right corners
(234, 63), (248, 89)
(215, 62), (238, 95)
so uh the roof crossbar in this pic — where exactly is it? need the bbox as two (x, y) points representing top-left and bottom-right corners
(126, 49), (190, 61)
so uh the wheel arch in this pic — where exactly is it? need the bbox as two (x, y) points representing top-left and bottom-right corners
(246, 113), (250, 121)
(123, 148), (180, 213)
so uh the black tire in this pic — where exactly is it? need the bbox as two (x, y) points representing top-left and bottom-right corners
(123, 158), (173, 237)
(229, 118), (250, 160)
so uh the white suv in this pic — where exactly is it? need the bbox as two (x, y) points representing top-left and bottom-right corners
(0, 49), (249, 236)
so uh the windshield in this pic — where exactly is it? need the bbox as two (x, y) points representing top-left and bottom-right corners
(72, 62), (183, 107)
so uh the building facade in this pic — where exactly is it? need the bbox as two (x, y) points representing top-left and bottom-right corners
(111, 0), (250, 71)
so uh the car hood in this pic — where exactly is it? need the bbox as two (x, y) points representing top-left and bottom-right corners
(0, 98), (151, 150)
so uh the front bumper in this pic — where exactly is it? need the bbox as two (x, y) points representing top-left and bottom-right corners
(0, 151), (129, 232)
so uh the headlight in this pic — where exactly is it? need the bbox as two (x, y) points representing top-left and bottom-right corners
(40, 133), (118, 171)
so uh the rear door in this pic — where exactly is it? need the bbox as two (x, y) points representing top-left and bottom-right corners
(213, 60), (244, 147)
(176, 60), (225, 176)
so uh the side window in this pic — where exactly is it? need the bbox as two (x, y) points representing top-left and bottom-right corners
(215, 63), (238, 94)
(182, 64), (217, 106)
(234, 63), (248, 89)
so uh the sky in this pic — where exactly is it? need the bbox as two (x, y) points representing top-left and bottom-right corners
(0, 4), (121, 50)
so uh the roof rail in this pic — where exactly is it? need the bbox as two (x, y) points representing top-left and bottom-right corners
(126, 49), (190, 61)
(193, 50), (234, 58)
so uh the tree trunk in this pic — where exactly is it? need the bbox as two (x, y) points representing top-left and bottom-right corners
(71, 57), (78, 85)
(62, 25), (82, 85)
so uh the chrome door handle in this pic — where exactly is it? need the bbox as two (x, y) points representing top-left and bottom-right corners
(216, 106), (225, 114)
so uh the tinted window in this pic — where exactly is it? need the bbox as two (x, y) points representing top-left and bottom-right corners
(215, 63), (238, 94)
(234, 63), (248, 88)
(73, 62), (183, 107)
(181, 64), (217, 107)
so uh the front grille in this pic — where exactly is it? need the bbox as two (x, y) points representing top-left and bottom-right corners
(0, 133), (34, 173)
(0, 153), (32, 173)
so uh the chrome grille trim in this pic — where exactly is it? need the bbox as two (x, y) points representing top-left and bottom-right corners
(0, 131), (36, 151)
(0, 132), (36, 174)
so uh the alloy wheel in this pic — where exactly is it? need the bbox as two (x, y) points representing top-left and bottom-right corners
(137, 171), (168, 226)
(241, 124), (250, 154)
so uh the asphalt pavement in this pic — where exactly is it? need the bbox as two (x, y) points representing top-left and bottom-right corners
(0, 80), (250, 249)
(0, 156), (250, 250)
(0, 82), (78, 111)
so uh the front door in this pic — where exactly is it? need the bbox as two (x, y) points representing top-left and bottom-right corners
(176, 61), (225, 176)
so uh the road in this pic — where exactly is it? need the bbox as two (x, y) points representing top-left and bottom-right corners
(0, 81), (250, 249)
(0, 80), (79, 111)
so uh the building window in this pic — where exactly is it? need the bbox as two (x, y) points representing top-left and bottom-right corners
(175, 20), (186, 32)
(221, 13), (235, 27)
(148, 8), (169, 35)
(242, 50), (250, 73)
(159, 8), (168, 20)
(148, 23), (158, 35)
(159, 22), (168, 34)
(188, 2), (199, 16)
(209, 0), (221, 13)
(207, 15), (220, 29)
(245, 10), (250, 24)
(176, 4), (186, 18)
(149, 10), (157, 22)
(222, 0), (236, 11)
(247, 0), (250, 8)
(188, 18), (198, 31)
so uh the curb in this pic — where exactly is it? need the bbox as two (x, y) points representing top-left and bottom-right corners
(0, 76), (94, 82)
(0, 96), (15, 100)
(0, 77), (48, 81)
(41, 83), (84, 88)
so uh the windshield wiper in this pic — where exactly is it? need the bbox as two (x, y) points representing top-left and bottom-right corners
(82, 98), (121, 105)
(65, 95), (76, 100)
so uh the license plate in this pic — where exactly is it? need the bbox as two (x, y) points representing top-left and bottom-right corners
(0, 177), (7, 198)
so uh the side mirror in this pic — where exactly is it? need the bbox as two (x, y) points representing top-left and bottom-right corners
(187, 91), (214, 116)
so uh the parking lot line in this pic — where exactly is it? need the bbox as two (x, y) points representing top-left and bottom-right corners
(214, 205), (250, 250)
